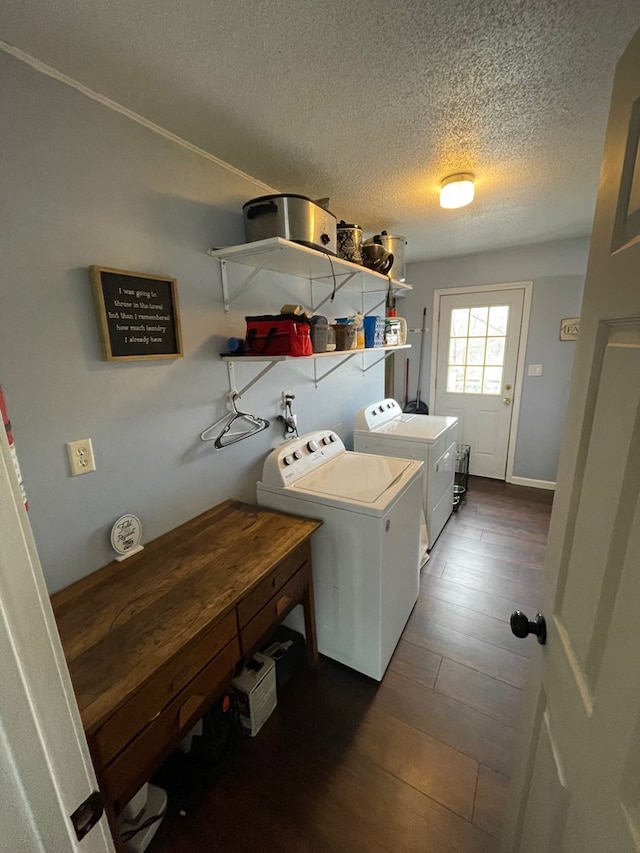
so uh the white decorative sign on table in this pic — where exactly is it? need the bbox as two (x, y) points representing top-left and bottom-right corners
(110, 514), (144, 561)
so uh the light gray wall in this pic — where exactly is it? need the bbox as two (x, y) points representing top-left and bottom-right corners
(0, 51), (385, 593)
(398, 238), (589, 482)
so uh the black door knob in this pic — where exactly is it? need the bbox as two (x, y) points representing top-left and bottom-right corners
(510, 611), (547, 645)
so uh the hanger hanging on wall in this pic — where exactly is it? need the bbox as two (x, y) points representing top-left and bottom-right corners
(200, 392), (270, 450)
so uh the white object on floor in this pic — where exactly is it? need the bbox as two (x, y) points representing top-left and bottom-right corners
(354, 399), (458, 547)
(179, 718), (203, 753)
(231, 653), (277, 736)
(118, 783), (167, 853)
(257, 429), (424, 681)
(121, 784), (148, 826)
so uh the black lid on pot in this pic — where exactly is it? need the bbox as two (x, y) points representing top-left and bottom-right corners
(337, 219), (361, 230)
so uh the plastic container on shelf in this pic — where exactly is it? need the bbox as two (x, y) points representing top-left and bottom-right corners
(227, 336), (245, 354)
(333, 323), (357, 351)
(334, 315), (364, 348)
(363, 316), (386, 348)
(310, 321), (329, 353)
(384, 317), (407, 346)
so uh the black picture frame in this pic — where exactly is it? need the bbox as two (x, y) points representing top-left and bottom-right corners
(90, 266), (183, 361)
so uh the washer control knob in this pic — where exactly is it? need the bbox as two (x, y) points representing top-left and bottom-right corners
(329, 434), (337, 442)
(284, 455), (294, 466)
(293, 450), (302, 460)
(322, 436), (331, 445)
(307, 440), (319, 452)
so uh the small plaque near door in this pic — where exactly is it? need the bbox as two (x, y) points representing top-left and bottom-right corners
(560, 317), (580, 341)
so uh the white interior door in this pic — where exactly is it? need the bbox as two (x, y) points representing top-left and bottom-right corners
(0, 429), (113, 851)
(433, 286), (527, 479)
(502, 27), (640, 853)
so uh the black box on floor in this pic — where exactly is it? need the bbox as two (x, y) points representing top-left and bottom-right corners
(261, 625), (306, 688)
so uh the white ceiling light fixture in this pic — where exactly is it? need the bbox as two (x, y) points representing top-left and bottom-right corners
(440, 173), (475, 209)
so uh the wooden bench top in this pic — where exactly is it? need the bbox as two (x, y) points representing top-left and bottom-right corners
(51, 500), (321, 734)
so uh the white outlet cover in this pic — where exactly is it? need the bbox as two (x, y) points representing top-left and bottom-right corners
(527, 364), (543, 376)
(66, 438), (96, 476)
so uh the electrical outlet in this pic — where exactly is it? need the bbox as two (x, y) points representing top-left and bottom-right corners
(282, 389), (294, 410)
(66, 438), (96, 476)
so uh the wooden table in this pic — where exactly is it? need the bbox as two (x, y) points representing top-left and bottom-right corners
(51, 500), (321, 846)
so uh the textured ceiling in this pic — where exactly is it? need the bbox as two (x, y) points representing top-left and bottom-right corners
(2, 0), (639, 261)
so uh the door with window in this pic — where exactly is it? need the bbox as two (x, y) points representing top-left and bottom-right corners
(433, 286), (527, 479)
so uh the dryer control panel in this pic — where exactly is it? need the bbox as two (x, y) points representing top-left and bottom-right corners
(354, 398), (404, 431)
(260, 430), (345, 486)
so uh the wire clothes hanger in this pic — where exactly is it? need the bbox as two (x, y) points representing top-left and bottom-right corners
(200, 392), (270, 450)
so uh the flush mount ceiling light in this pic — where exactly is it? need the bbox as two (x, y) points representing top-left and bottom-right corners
(440, 173), (475, 209)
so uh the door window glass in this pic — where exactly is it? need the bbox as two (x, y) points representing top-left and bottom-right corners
(447, 305), (509, 394)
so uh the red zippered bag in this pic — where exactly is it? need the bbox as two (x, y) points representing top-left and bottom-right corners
(244, 314), (312, 357)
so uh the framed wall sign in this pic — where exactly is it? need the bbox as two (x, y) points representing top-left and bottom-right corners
(90, 266), (183, 361)
(560, 317), (580, 341)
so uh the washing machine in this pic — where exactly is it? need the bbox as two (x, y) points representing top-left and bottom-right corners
(256, 429), (424, 681)
(354, 399), (458, 548)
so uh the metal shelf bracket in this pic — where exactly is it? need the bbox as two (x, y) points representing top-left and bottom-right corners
(311, 272), (357, 314)
(362, 351), (390, 374)
(219, 259), (262, 314)
(368, 296), (387, 315)
(313, 351), (359, 386)
(227, 360), (278, 397)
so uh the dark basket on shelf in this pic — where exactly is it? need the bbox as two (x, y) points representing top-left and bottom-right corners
(453, 444), (470, 512)
(333, 323), (357, 351)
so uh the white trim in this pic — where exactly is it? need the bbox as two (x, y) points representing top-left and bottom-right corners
(0, 431), (113, 851)
(0, 41), (276, 195)
(506, 283), (532, 482)
(430, 281), (533, 483)
(508, 476), (556, 490)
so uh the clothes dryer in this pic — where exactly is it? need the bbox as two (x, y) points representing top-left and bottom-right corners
(354, 399), (458, 547)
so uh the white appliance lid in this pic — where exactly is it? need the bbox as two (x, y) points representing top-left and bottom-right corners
(285, 451), (422, 514)
(291, 452), (414, 502)
(366, 413), (457, 442)
(354, 399), (457, 442)
(257, 430), (423, 516)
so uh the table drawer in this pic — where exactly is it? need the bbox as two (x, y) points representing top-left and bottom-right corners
(105, 635), (240, 809)
(240, 563), (309, 656)
(95, 610), (237, 765)
(237, 542), (310, 628)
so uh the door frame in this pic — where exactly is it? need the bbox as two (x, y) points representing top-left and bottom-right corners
(0, 430), (114, 850)
(429, 280), (533, 484)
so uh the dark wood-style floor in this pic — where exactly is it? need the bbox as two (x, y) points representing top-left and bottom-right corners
(149, 477), (553, 853)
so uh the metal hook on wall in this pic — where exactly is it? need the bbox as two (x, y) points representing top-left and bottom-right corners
(277, 392), (298, 438)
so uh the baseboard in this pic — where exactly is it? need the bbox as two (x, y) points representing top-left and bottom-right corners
(508, 476), (556, 491)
